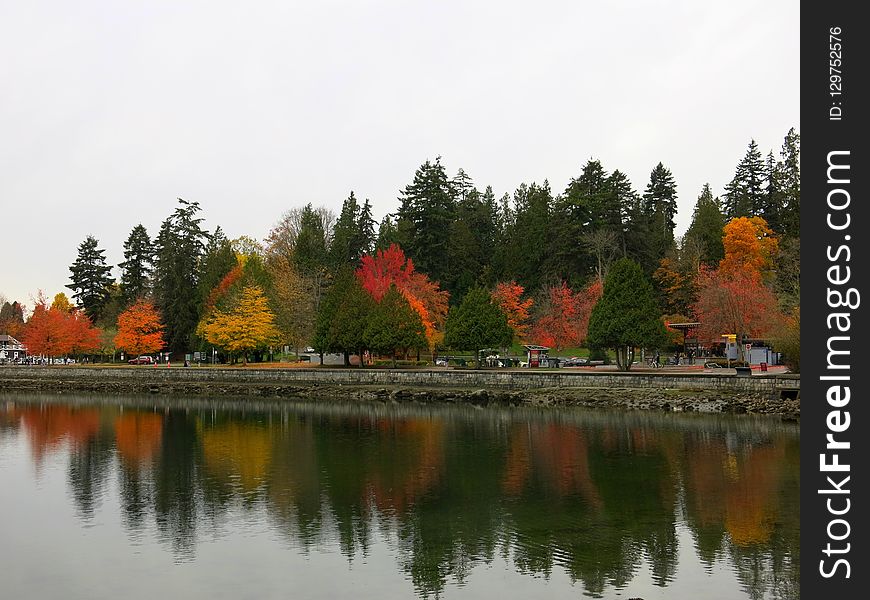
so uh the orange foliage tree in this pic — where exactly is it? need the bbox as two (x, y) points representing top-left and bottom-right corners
(491, 281), (534, 342)
(720, 216), (778, 276)
(22, 295), (102, 358)
(529, 280), (602, 350)
(201, 285), (280, 364)
(356, 244), (449, 351)
(115, 300), (165, 356)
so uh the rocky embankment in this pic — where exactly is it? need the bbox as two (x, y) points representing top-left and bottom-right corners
(1, 367), (800, 420)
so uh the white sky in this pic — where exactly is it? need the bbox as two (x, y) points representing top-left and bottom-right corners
(0, 0), (799, 309)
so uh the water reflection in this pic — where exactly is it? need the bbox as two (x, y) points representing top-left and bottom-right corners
(0, 396), (799, 599)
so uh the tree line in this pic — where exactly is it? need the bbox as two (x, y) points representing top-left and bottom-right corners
(1, 128), (799, 370)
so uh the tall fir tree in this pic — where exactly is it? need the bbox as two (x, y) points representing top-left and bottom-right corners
(778, 128), (800, 238)
(395, 157), (456, 286)
(153, 198), (210, 355)
(329, 192), (374, 270)
(375, 214), (399, 251)
(118, 224), (153, 306)
(198, 226), (237, 305)
(502, 182), (553, 291)
(67, 235), (115, 321)
(641, 162), (679, 272)
(684, 184), (725, 265)
(722, 140), (766, 219)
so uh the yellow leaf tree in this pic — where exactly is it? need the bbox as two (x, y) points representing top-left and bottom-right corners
(202, 285), (280, 364)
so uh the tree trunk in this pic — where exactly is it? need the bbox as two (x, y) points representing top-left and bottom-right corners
(343, 351), (350, 366)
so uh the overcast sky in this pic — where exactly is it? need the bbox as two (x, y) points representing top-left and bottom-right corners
(0, 0), (799, 310)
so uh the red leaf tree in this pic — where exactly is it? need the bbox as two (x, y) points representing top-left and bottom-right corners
(115, 300), (165, 356)
(693, 267), (780, 348)
(529, 281), (602, 350)
(22, 294), (102, 358)
(491, 281), (534, 343)
(357, 244), (449, 350)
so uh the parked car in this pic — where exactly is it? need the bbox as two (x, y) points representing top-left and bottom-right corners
(562, 357), (590, 367)
(128, 355), (155, 365)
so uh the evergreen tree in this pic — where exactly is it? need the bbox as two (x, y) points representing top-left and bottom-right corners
(198, 226), (237, 305)
(444, 287), (513, 369)
(587, 258), (668, 370)
(684, 184), (725, 265)
(641, 162), (679, 271)
(375, 215), (399, 251)
(67, 235), (115, 321)
(118, 224), (153, 305)
(395, 157), (456, 285)
(722, 140), (766, 219)
(153, 198), (210, 355)
(446, 174), (498, 300)
(294, 203), (329, 276)
(364, 286), (427, 366)
(608, 169), (638, 255)
(760, 151), (785, 234)
(313, 268), (374, 365)
(778, 128), (800, 237)
(503, 182), (554, 290)
(329, 192), (362, 270)
(357, 199), (376, 257)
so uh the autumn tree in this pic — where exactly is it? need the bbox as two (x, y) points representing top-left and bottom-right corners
(22, 295), (102, 358)
(201, 285), (280, 365)
(491, 281), (533, 343)
(51, 293), (74, 313)
(356, 244), (449, 353)
(693, 267), (781, 362)
(115, 300), (165, 356)
(266, 254), (311, 355)
(0, 300), (25, 337)
(444, 287), (513, 368)
(67, 235), (115, 321)
(587, 259), (668, 370)
(720, 216), (778, 277)
(530, 282), (581, 350)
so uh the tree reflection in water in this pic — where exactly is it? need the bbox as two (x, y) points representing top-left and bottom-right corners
(2, 398), (799, 599)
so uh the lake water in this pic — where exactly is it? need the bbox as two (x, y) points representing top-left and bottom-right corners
(0, 394), (799, 599)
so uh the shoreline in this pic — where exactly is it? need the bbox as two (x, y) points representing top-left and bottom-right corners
(0, 365), (800, 419)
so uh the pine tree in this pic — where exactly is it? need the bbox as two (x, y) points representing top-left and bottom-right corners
(375, 215), (399, 251)
(118, 224), (153, 306)
(684, 184), (725, 265)
(444, 287), (513, 368)
(641, 162), (679, 270)
(587, 258), (668, 370)
(67, 235), (115, 321)
(505, 182), (554, 290)
(778, 128), (800, 237)
(153, 198), (210, 355)
(723, 140), (766, 219)
(395, 157), (456, 285)
(364, 286), (427, 367)
(329, 192), (362, 270)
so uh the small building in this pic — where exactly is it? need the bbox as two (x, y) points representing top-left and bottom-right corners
(0, 334), (26, 363)
(665, 322), (701, 355)
(523, 345), (551, 368)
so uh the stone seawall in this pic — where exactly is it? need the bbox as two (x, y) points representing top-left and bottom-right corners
(0, 366), (800, 418)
